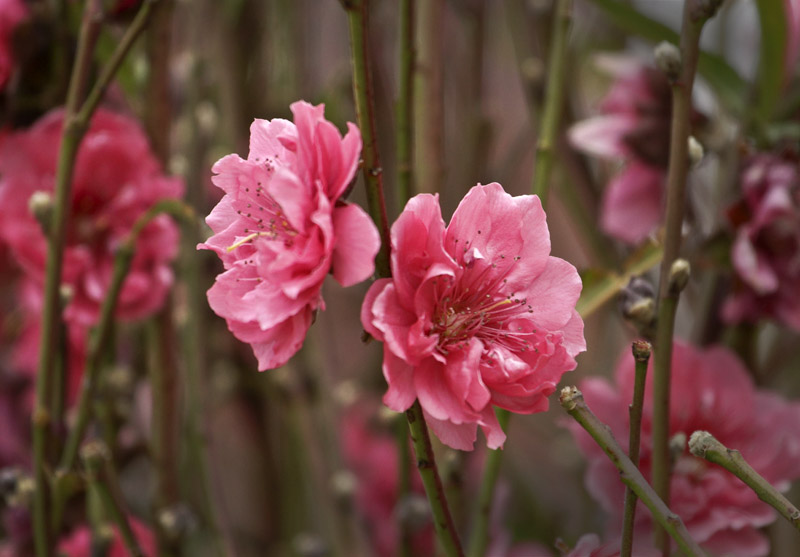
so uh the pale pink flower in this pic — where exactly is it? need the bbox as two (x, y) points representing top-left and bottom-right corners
(341, 403), (433, 557)
(361, 183), (585, 450)
(0, 0), (26, 90)
(199, 101), (380, 370)
(722, 153), (800, 330)
(0, 108), (183, 327)
(569, 58), (675, 244)
(570, 341), (800, 557)
(58, 517), (157, 557)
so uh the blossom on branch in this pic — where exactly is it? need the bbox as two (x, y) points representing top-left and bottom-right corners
(361, 183), (585, 450)
(570, 340), (800, 557)
(200, 101), (379, 370)
(723, 152), (800, 330)
(0, 108), (183, 326)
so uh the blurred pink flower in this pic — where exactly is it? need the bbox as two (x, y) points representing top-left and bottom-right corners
(361, 183), (585, 450)
(571, 341), (800, 557)
(0, 0), (26, 89)
(722, 153), (800, 330)
(569, 58), (676, 244)
(0, 108), (183, 327)
(58, 517), (156, 557)
(199, 101), (379, 370)
(341, 404), (433, 557)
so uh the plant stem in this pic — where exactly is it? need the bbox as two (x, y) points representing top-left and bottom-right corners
(32, 2), (104, 555)
(651, 2), (720, 553)
(57, 201), (193, 478)
(559, 387), (704, 557)
(406, 401), (464, 557)
(395, 0), (415, 210)
(344, 0), (391, 278)
(414, 0), (444, 195)
(466, 408), (510, 557)
(621, 341), (652, 557)
(689, 431), (800, 531)
(81, 441), (144, 556)
(531, 0), (572, 205)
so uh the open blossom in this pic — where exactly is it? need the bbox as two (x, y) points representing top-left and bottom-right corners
(569, 57), (688, 244)
(199, 101), (380, 370)
(0, 108), (183, 326)
(361, 183), (585, 450)
(0, 0), (26, 90)
(723, 152), (800, 330)
(570, 341), (800, 557)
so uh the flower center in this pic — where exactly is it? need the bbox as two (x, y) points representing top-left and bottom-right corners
(227, 172), (299, 252)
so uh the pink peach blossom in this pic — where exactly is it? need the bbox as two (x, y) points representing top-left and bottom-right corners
(570, 341), (800, 557)
(199, 101), (380, 370)
(722, 153), (800, 330)
(569, 58), (676, 244)
(361, 183), (585, 450)
(0, 0), (26, 90)
(58, 517), (157, 557)
(0, 108), (183, 327)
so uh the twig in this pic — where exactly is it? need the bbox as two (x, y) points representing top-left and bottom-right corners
(414, 0), (444, 195)
(344, 0), (391, 278)
(32, 2), (105, 555)
(621, 341), (652, 557)
(466, 408), (510, 557)
(559, 387), (704, 557)
(689, 431), (800, 531)
(81, 441), (144, 557)
(651, 3), (721, 553)
(531, 0), (572, 205)
(395, 0), (415, 209)
(406, 401), (464, 557)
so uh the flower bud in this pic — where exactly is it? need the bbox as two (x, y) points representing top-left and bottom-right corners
(668, 259), (691, 294)
(654, 41), (681, 82)
(28, 190), (53, 235)
(619, 277), (656, 334)
(688, 136), (704, 167)
(631, 340), (652, 362)
(157, 503), (197, 543)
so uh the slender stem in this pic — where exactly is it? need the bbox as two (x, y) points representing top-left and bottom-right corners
(466, 408), (510, 557)
(689, 431), (800, 531)
(57, 201), (193, 476)
(559, 387), (704, 556)
(651, 3), (719, 553)
(414, 0), (444, 195)
(621, 341), (652, 557)
(406, 401), (464, 557)
(531, 0), (572, 205)
(32, 3), (104, 555)
(395, 0), (415, 210)
(396, 416), (413, 557)
(344, 0), (391, 278)
(81, 442), (144, 557)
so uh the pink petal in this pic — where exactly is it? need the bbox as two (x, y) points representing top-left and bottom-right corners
(568, 114), (637, 159)
(600, 162), (664, 244)
(382, 350), (418, 412)
(331, 202), (380, 286)
(423, 411), (478, 451)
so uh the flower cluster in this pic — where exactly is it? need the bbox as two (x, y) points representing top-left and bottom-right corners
(723, 152), (800, 330)
(0, 108), (184, 327)
(361, 183), (585, 450)
(200, 101), (380, 370)
(570, 341), (800, 557)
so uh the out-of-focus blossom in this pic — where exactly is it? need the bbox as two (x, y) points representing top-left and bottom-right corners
(361, 183), (585, 450)
(0, 108), (183, 327)
(340, 404), (433, 557)
(199, 101), (379, 371)
(570, 57), (701, 244)
(570, 341), (800, 557)
(723, 153), (800, 330)
(13, 280), (87, 408)
(0, 0), (26, 90)
(57, 517), (156, 557)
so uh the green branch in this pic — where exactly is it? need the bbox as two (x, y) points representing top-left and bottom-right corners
(559, 387), (704, 556)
